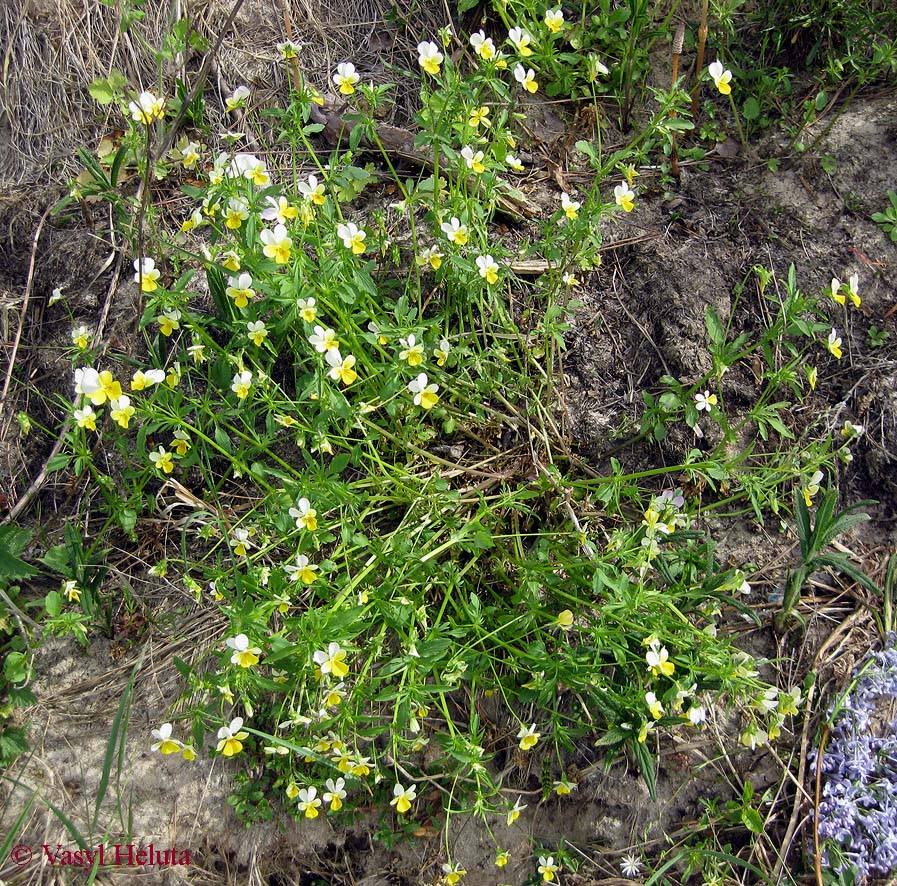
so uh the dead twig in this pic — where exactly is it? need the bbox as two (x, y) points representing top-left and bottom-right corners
(0, 202), (52, 424)
(691, 0), (709, 120)
(814, 724), (828, 886)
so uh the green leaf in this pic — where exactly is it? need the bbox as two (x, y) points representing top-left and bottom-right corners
(0, 783), (36, 859)
(117, 508), (137, 534)
(815, 554), (880, 595)
(46, 454), (71, 472)
(0, 725), (29, 764)
(742, 96), (760, 120)
(575, 139), (599, 166)
(631, 737), (657, 801)
(3, 651), (29, 684)
(206, 265), (231, 321)
(705, 305), (725, 346)
(88, 77), (115, 104)
(742, 806), (763, 834)
(0, 526), (37, 581)
(214, 426), (233, 454)
(41, 544), (70, 574)
(45, 591), (62, 618)
(663, 118), (694, 132)
(794, 490), (811, 561)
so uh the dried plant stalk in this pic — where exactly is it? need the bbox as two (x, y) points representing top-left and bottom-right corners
(691, 0), (709, 119)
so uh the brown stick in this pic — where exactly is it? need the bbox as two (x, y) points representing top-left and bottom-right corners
(691, 0), (709, 120)
(0, 202), (52, 423)
(278, 0), (303, 93)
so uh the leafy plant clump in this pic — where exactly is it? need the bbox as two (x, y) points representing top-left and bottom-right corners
(37, 4), (881, 878)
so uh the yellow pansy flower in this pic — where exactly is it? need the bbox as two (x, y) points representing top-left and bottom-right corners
(826, 328), (843, 359)
(260, 224), (293, 264)
(226, 633), (262, 668)
(544, 8), (564, 32)
(157, 310), (181, 336)
(326, 349), (358, 385)
(508, 26), (532, 56)
(74, 405), (97, 430)
(708, 60), (732, 95)
(133, 257), (161, 292)
(151, 723), (183, 755)
(475, 254), (500, 284)
(417, 41), (443, 75)
(149, 446), (174, 473)
(332, 62), (360, 95)
(517, 723), (539, 750)
(109, 395), (135, 429)
(313, 642), (350, 678)
(614, 181), (635, 212)
(398, 334), (425, 366)
(470, 30), (496, 60)
(216, 717), (248, 757)
(408, 373), (439, 410)
(468, 105), (490, 128)
(323, 777), (347, 810)
(390, 782), (417, 814)
(336, 222), (366, 255)
(247, 320), (268, 346)
(128, 91), (165, 124)
(71, 324), (91, 349)
(513, 64), (538, 93)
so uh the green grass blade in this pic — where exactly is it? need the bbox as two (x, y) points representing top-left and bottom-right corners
(0, 788), (37, 857)
(41, 796), (88, 849)
(91, 650), (142, 836)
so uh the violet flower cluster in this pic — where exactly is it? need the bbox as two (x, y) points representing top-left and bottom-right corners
(814, 634), (897, 882)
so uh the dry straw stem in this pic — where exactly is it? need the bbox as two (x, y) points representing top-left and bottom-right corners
(0, 202), (51, 422)
(1, 0), (452, 186)
(691, 0), (709, 120)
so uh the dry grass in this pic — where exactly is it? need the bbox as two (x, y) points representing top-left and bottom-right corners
(0, 0), (453, 187)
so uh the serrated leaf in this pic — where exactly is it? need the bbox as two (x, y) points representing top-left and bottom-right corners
(742, 96), (760, 120)
(0, 526), (37, 581)
(40, 544), (70, 573)
(0, 726), (29, 764)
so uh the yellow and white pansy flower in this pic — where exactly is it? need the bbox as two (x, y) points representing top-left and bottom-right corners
(260, 224), (292, 264)
(226, 633), (261, 667)
(333, 62), (360, 95)
(417, 41), (444, 75)
(133, 257), (161, 292)
(128, 91), (165, 124)
(216, 717), (249, 757)
(407, 373), (439, 409)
